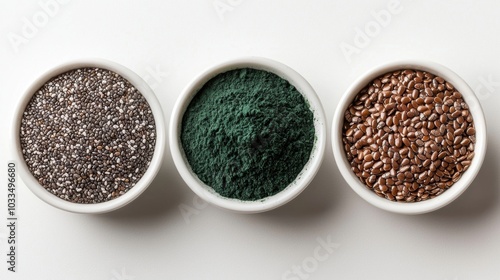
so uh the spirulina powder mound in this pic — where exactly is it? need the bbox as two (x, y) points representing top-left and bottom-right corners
(181, 68), (315, 201)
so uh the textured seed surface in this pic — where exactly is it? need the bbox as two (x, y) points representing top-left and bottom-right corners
(342, 69), (476, 202)
(20, 68), (156, 204)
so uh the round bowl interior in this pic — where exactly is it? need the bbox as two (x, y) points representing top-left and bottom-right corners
(170, 57), (327, 213)
(332, 60), (487, 214)
(13, 58), (166, 214)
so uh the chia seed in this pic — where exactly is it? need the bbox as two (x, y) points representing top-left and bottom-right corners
(20, 67), (156, 204)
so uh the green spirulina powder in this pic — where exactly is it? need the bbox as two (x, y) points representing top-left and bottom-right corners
(181, 68), (315, 201)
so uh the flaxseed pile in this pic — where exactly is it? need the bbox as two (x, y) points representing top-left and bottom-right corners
(342, 70), (475, 202)
(20, 68), (156, 204)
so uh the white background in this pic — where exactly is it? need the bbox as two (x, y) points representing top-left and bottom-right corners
(1, 0), (499, 279)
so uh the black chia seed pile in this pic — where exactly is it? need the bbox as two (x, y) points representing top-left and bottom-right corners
(20, 68), (156, 204)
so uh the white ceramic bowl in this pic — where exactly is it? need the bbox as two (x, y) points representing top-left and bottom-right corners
(13, 58), (166, 214)
(332, 60), (487, 214)
(170, 57), (326, 213)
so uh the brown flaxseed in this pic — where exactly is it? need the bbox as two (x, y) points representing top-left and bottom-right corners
(342, 69), (476, 202)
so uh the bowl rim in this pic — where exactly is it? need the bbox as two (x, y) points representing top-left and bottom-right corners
(12, 58), (166, 214)
(169, 56), (327, 213)
(332, 59), (487, 214)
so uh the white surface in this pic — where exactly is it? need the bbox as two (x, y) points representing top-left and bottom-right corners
(169, 57), (327, 213)
(332, 60), (487, 214)
(0, 0), (499, 279)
